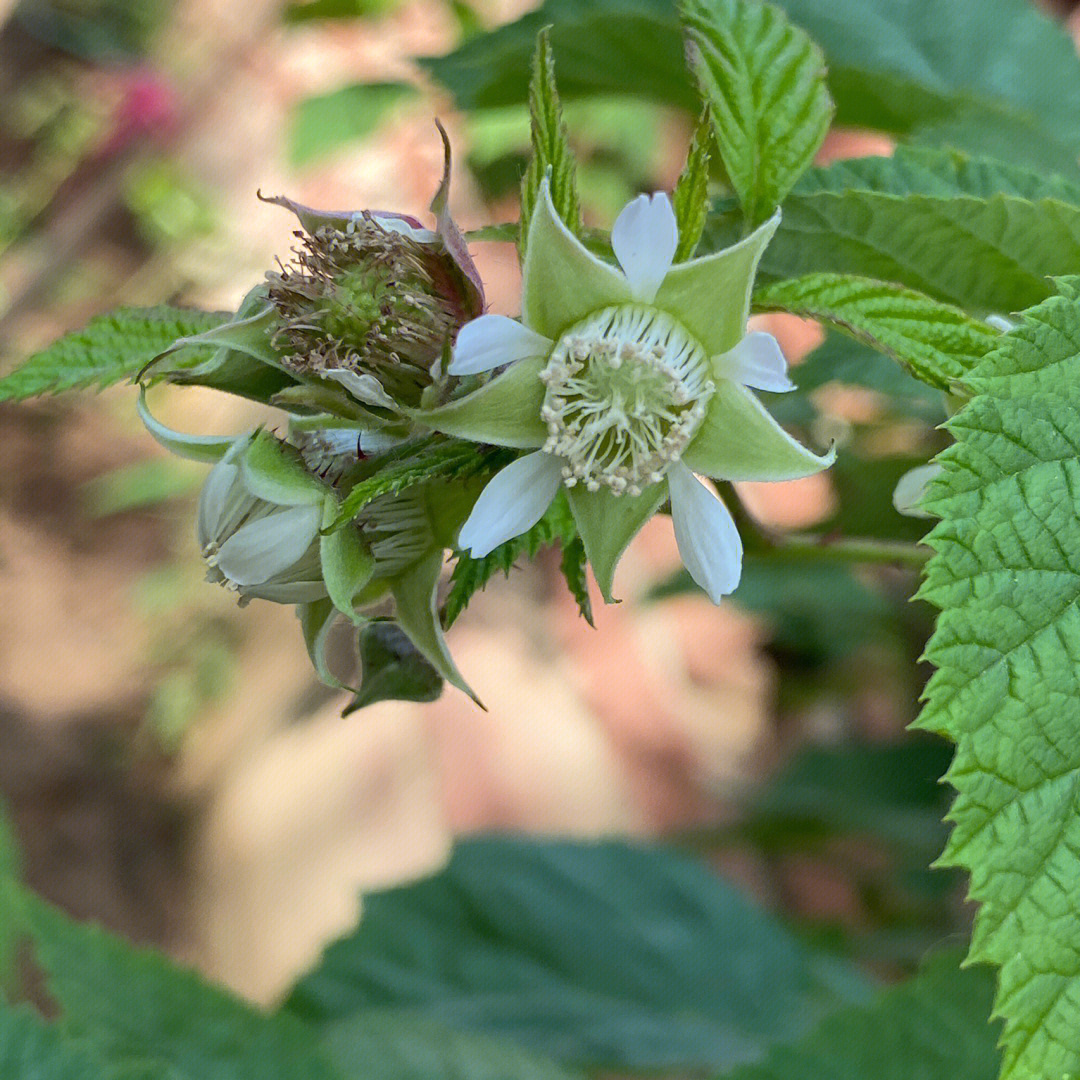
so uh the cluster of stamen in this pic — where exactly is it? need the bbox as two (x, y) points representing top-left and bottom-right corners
(267, 214), (461, 407)
(539, 305), (713, 495)
(362, 489), (434, 575)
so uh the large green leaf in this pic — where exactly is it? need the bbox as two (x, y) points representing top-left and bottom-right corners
(708, 148), (1080, 313)
(681, 0), (831, 226)
(0, 308), (224, 402)
(286, 837), (870, 1072)
(755, 273), (999, 390)
(722, 951), (1002, 1079)
(22, 897), (340, 1080)
(0, 1004), (118, 1080)
(422, 0), (1080, 174)
(916, 277), (1080, 1078)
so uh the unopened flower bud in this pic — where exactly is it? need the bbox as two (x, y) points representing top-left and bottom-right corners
(197, 442), (328, 605)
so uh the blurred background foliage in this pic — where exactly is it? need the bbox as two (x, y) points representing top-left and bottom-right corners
(2, 0), (1079, 1075)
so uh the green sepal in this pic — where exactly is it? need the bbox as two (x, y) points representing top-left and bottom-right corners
(672, 112), (712, 263)
(683, 381), (835, 481)
(566, 481), (668, 603)
(140, 288), (282, 380)
(135, 388), (237, 464)
(410, 356), (548, 448)
(241, 430), (326, 506)
(344, 622), (444, 713)
(520, 27), (583, 261)
(521, 179), (631, 339)
(320, 498), (376, 624)
(391, 549), (481, 706)
(298, 598), (352, 690)
(653, 210), (779, 356)
(271, 382), (391, 425)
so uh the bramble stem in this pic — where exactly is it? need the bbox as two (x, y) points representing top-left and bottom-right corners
(718, 483), (930, 569)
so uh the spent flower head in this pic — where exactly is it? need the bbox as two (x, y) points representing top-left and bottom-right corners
(417, 180), (834, 603)
(260, 124), (483, 414)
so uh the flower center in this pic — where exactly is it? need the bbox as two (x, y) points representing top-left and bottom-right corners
(539, 305), (713, 495)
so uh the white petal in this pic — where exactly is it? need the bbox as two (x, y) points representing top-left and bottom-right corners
(358, 429), (408, 454)
(892, 463), (943, 519)
(458, 452), (562, 557)
(715, 332), (795, 393)
(449, 315), (552, 376)
(197, 461), (240, 548)
(216, 504), (321, 586)
(370, 214), (437, 242)
(325, 369), (398, 410)
(668, 462), (743, 603)
(611, 192), (678, 303)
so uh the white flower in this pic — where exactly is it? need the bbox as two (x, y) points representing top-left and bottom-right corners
(417, 182), (833, 604)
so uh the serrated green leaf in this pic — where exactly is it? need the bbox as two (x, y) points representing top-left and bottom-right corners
(286, 837), (870, 1072)
(0, 1003), (116, 1080)
(321, 1012), (581, 1080)
(681, 0), (832, 227)
(705, 147), (1080, 314)
(672, 111), (711, 262)
(916, 277), (1080, 1079)
(754, 273), (1000, 391)
(520, 27), (583, 257)
(723, 951), (1001, 1080)
(444, 490), (578, 626)
(22, 896), (341, 1080)
(290, 82), (418, 166)
(331, 441), (484, 530)
(0, 307), (224, 402)
(557, 533), (592, 625)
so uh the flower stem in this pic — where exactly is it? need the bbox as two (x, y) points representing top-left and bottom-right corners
(719, 483), (930, 569)
(763, 532), (931, 568)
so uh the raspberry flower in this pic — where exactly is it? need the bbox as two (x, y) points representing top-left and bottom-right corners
(416, 181), (834, 603)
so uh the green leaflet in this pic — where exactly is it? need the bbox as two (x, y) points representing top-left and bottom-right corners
(21, 896), (340, 1080)
(329, 440), (483, 530)
(520, 28), (583, 257)
(706, 148), (1080, 314)
(754, 273), (1000, 391)
(723, 951), (1001, 1080)
(0, 307), (224, 402)
(671, 112), (711, 262)
(445, 490), (590, 626)
(285, 837), (870, 1073)
(681, 0), (832, 227)
(916, 277), (1080, 1079)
